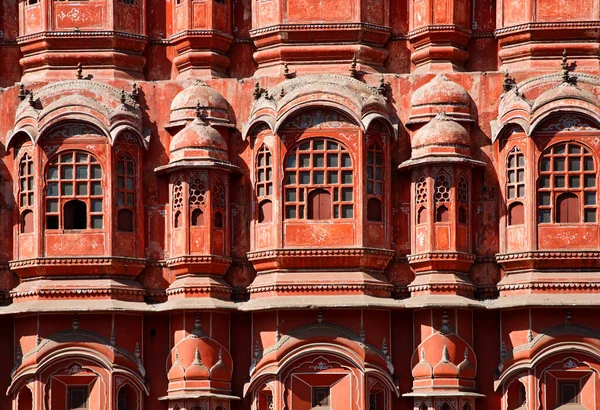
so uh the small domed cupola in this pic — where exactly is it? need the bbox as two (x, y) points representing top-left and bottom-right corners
(168, 80), (233, 129)
(168, 106), (229, 164)
(411, 112), (472, 160)
(409, 74), (471, 124)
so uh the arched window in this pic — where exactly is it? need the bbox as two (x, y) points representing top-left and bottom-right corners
(507, 147), (526, 226)
(416, 175), (428, 224)
(172, 178), (184, 228)
(256, 144), (273, 223)
(19, 153), (35, 233)
(46, 152), (103, 230)
(117, 153), (136, 232)
(538, 143), (596, 223)
(284, 139), (353, 219)
(457, 175), (468, 224)
(213, 176), (227, 229)
(434, 172), (451, 223)
(117, 384), (137, 410)
(189, 172), (207, 227)
(366, 143), (384, 222)
(17, 387), (32, 410)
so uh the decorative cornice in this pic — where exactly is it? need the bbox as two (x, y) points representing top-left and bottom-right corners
(496, 250), (600, 261)
(169, 29), (233, 42)
(408, 24), (471, 38)
(248, 283), (393, 294)
(407, 252), (476, 262)
(17, 31), (148, 43)
(498, 282), (600, 291)
(408, 283), (476, 292)
(495, 21), (600, 37)
(10, 287), (146, 299)
(165, 255), (232, 267)
(9, 257), (146, 269)
(249, 22), (391, 37)
(247, 247), (394, 260)
(166, 286), (232, 296)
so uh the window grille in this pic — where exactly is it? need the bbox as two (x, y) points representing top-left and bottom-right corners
(68, 387), (89, 410)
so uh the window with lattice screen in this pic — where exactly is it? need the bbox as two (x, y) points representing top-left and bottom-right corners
(559, 382), (579, 404)
(68, 387), (89, 410)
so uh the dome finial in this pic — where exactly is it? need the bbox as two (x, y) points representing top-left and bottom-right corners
(441, 345), (450, 363)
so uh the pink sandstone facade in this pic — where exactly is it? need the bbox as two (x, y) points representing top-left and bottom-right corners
(1, 0), (600, 408)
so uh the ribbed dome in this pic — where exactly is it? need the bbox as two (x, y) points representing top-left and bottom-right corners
(411, 348), (433, 378)
(169, 117), (229, 163)
(167, 348), (185, 382)
(412, 112), (471, 158)
(167, 320), (233, 383)
(410, 74), (471, 123)
(432, 345), (459, 378)
(170, 80), (232, 125)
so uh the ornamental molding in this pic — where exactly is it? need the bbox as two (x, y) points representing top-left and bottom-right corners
(17, 30), (148, 42)
(495, 21), (600, 36)
(408, 283), (476, 292)
(9, 256), (146, 269)
(249, 22), (391, 36)
(169, 29), (233, 41)
(248, 283), (393, 294)
(539, 114), (599, 131)
(407, 24), (471, 38)
(10, 287), (146, 298)
(247, 247), (395, 260)
(407, 252), (476, 262)
(496, 250), (600, 261)
(498, 282), (600, 291)
(165, 255), (232, 267)
(165, 286), (232, 296)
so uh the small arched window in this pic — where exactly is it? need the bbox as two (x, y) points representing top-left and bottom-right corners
(214, 211), (223, 228)
(508, 202), (524, 225)
(117, 153), (136, 232)
(434, 172), (451, 223)
(457, 175), (469, 225)
(417, 206), (427, 224)
(46, 152), (103, 230)
(416, 175), (428, 225)
(172, 178), (184, 228)
(538, 142), (596, 223)
(284, 139), (353, 219)
(17, 386), (33, 410)
(189, 172), (207, 227)
(117, 384), (138, 410)
(256, 144), (273, 223)
(366, 143), (384, 222)
(18, 153), (34, 230)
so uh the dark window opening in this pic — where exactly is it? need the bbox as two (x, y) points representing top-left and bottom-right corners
(17, 387), (32, 410)
(458, 206), (467, 224)
(367, 198), (382, 222)
(118, 209), (134, 232)
(64, 200), (87, 230)
(556, 192), (580, 223)
(436, 205), (449, 223)
(191, 208), (204, 226)
(258, 200), (272, 223)
(520, 384), (527, 406)
(307, 189), (332, 220)
(215, 211), (223, 228)
(312, 387), (330, 407)
(463, 404), (472, 410)
(418, 206), (427, 224)
(174, 211), (182, 228)
(419, 404), (428, 410)
(440, 403), (450, 410)
(509, 202), (524, 225)
(117, 385), (137, 410)
(21, 210), (33, 234)
(559, 382), (579, 405)
(68, 387), (89, 410)
(46, 215), (59, 230)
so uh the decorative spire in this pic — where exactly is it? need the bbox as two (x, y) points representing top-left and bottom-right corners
(349, 55), (358, 78)
(280, 87), (286, 98)
(110, 318), (116, 347)
(192, 313), (206, 337)
(441, 345), (450, 363)
(253, 82), (262, 100)
(120, 88), (127, 105)
(28, 92), (35, 107)
(317, 309), (324, 323)
(527, 328), (534, 343)
(420, 347), (426, 362)
(503, 70), (516, 93)
(463, 347), (469, 362)
(377, 76), (386, 95)
(283, 62), (295, 79)
(439, 310), (452, 334)
(174, 348), (180, 364)
(195, 100), (202, 119)
(18, 83), (26, 101)
(360, 324), (366, 343)
(565, 309), (572, 324)
(72, 313), (79, 330)
(192, 347), (203, 365)
(501, 339), (507, 359)
(561, 49), (575, 85)
(382, 338), (388, 356)
(218, 348), (223, 361)
(134, 342), (141, 360)
(275, 325), (281, 343)
(76, 62), (83, 80)
(131, 82), (139, 102)
(254, 340), (260, 358)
